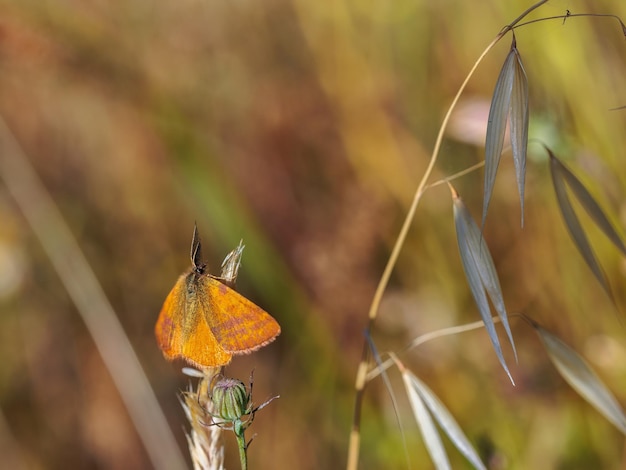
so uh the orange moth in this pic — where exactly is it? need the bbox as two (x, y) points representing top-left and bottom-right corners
(155, 225), (280, 369)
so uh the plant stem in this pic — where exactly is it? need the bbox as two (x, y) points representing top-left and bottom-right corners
(235, 425), (248, 470)
(346, 1), (553, 468)
(0, 117), (187, 470)
(346, 29), (503, 470)
(367, 318), (502, 382)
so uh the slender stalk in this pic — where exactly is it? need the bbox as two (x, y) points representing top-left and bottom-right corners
(502, 0), (550, 34)
(514, 12), (626, 32)
(427, 161), (486, 189)
(235, 433), (248, 470)
(346, 2), (552, 468)
(345, 33), (501, 470)
(346, 31), (503, 470)
(0, 117), (187, 470)
(367, 318), (502, 382)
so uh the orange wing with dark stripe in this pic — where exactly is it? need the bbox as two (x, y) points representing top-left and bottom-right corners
(199, 276), (281, 355)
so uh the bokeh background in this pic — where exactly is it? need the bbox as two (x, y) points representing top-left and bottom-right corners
(0, 0), (625, 469)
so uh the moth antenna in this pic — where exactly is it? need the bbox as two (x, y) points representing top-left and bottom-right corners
(190, 223), (204, 272)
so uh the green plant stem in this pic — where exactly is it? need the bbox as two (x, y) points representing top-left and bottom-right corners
(235, 430), (248, 470)
(234, 417), (248, 470)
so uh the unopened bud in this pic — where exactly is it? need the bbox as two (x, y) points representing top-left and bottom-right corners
(211, 377), (250, 423)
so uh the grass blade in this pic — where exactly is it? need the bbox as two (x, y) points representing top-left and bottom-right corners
(535, 325), (626, 435)
(402, 371), (451, 470)
(482, 42), (516, 228)
(548, 149), (613, 299)
(407, 372), (487, 470)
(365, 335), (411, 468)
(0, 117), (188, 470)
(452, 188), (514, 383)
(553, 155), (626, 256)
(510, 42), (529, 227)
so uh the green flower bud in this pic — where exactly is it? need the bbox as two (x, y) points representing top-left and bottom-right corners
(211, 377), (251, 423)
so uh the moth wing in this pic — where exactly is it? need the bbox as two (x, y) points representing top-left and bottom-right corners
(199, 277), (281, 355)
(155, 273), (232, 368)
(154, 274), (187, 358)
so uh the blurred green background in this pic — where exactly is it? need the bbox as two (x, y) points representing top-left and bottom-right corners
(0, 0), (625, 469)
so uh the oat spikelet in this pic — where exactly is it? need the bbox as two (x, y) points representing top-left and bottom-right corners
(180, 369), (224, 470)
